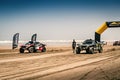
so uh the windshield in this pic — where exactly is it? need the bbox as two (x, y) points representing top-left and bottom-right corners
(83, 40), (93, 44)
(25, 41), (33, 45)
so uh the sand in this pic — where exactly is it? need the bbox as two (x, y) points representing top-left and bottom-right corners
(0, 45), (120, 80)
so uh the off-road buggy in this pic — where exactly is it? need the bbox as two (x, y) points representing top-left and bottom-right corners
(19, 41), (46, 53)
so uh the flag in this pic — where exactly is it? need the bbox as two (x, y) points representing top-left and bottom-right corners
(12, 33), (19, 49)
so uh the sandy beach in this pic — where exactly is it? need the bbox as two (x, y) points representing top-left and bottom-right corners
(0, 44), (120, 80)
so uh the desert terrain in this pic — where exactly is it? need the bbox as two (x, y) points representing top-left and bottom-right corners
(0, 45), (120, 80)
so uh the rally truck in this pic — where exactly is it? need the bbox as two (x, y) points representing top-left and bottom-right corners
(76, 39), (103, 54)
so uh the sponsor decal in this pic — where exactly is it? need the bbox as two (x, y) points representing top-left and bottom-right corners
(108, 21), (120, 27)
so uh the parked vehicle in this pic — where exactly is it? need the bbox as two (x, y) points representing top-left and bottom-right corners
(19, 41), (46, 53)
(76, 39), (103, 54)
(113, 41), (120, 46)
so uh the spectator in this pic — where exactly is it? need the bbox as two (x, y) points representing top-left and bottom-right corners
(72, 39), (76, 53)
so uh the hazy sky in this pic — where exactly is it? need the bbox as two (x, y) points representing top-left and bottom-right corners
(0, 0), (120, 41)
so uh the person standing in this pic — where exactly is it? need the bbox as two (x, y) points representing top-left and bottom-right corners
(72, 39), (76, 53)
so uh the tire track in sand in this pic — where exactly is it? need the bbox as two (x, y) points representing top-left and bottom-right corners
(0, 51), (71, 63)
(1, 55), (118, 80)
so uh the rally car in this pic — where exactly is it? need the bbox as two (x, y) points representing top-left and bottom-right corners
(76, 39), (103, 54)
(19, 41), (46, 53)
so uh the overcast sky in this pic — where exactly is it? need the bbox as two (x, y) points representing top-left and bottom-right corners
(0, 0), (120, 41)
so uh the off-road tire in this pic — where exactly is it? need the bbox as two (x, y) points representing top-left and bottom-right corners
(98, 47), (103, 53)
(28, 47), (34, 53)
(42, 47), (46, 52)
(76, 47), (81, 54)
(86, 48), (89, 53)
(89, 48), (94, 54)
(19, 48), (24, 53)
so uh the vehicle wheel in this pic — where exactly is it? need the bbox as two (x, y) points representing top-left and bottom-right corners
(42, 47), (46, 52)
(34, 49), (37, 53)
(89, 48), (94, 54)
(98, 47), (103, 53)
(76, 47), (81, 54)
(86, 49), (89, 53)
(19, 48), (24, 53)
(28, 47), (34, 53)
